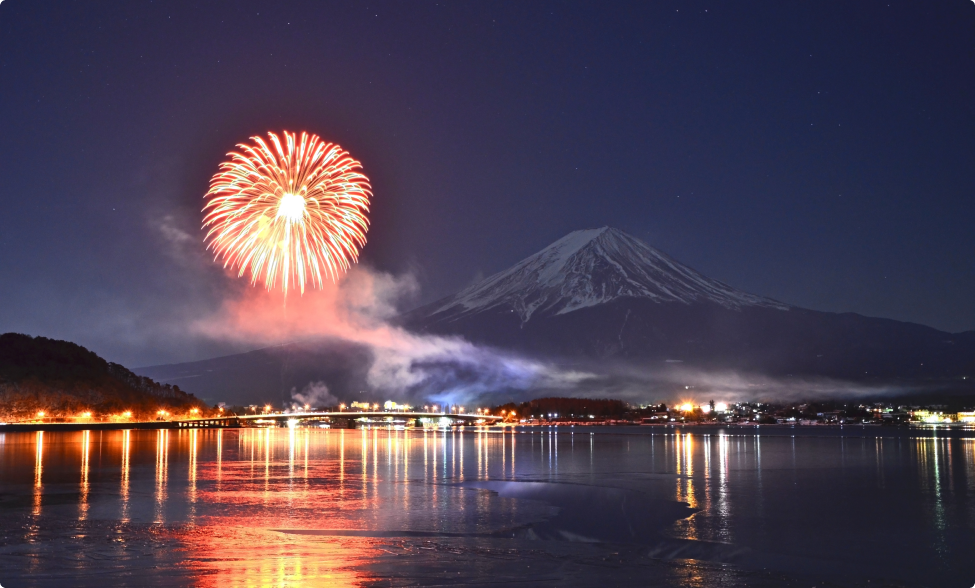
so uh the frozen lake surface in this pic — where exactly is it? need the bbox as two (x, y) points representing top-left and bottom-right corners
(1, 425), (974, 587)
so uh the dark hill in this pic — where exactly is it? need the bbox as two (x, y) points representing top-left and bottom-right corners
(0, 333), (204, 420)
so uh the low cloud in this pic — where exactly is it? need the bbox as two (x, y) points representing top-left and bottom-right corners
(548, 358), (915, 405)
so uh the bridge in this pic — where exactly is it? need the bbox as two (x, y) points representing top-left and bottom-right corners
(173, 411), (502, 429)
(0, 411), (501, 433)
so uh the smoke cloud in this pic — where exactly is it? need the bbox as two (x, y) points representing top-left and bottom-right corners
(191, 265), (910, 408)
(193, 265), (596, 406)
(289, 381), (340, 411)
(572, 359), (913, 405)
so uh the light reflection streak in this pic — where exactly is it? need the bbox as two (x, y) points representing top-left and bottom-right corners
(120, 429), (131, 523)
(501, 429), (506, 479)
(915, 436), (948, 563)
(459, 429), (464, 481)
(264, 427), (272, 497)
(155, 429), (169, 523)
(33, 431), (43, 517)
(339, 429), (346, 485)
(966, 439), (975, 493)
(361, 427), (368, 489)
(477, 429), (483, 480)
(216, 429), (223, 492)
(875, 437), (885, 489)
(289, 426), (296, 480)
(188, 429), (198, 522)
(716, 432), (731, 542)
(511, 428), (516, 478)
(79, 430), (90, 522)
(372, 428), (378, 485)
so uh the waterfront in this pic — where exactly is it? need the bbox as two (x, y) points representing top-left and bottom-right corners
(1, 426), (973, 587)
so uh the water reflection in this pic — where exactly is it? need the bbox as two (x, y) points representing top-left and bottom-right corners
(120, 429), (131, 522)
(155, 429), (169, 524)
(2, 426), (975, 587)
(32, 430), (44, 517)
(78, 430), (90, 522)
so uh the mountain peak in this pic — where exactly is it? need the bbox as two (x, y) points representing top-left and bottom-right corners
(423, 227), (789, 324)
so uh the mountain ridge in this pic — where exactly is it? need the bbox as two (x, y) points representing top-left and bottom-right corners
(403, 227), (975, 384)
(415, 227), (789, 329)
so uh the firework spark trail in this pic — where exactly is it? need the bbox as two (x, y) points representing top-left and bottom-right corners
(203, 131), (371, 295)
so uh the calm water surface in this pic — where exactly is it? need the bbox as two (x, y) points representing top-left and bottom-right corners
(1, 425), (974, 587)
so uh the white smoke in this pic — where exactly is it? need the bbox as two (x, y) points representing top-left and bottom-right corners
(195, 265), (597, 407)
(289, 381), (340, 410)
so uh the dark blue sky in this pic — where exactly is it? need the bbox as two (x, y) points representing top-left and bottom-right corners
(1, 0), (974, 367)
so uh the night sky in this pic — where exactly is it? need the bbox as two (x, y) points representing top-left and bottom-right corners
(1, 1), (974, 368)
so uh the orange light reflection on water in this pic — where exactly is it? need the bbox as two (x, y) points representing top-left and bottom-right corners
(188, 527), (371, 588)
(180, 428), (381, 586)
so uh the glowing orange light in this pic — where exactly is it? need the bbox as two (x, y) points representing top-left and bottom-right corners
(123, 411), (132, 418)
(37, 411), (45, 418)
(680, 403), (694, 412)
(202, 131), (371, 295)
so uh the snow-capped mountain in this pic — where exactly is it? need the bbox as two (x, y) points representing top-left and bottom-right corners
(406, 227), (975, 383)
(427, 227), (787, 325)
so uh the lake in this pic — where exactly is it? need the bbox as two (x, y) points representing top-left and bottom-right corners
(1, 425), (973, 587)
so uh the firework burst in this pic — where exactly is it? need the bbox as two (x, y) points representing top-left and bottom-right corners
(203, 131), (371, 295)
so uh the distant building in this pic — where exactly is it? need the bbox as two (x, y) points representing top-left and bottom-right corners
(910, 410), (952, 424)
(383, 400), (413, 412)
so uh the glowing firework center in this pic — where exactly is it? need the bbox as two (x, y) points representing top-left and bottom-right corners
(203, 131), (371, 295)
(276, 193), (306, 223)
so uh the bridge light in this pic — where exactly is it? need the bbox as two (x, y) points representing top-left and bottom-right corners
(123, 411), (132, 418)
(304, 404), (310, 411)
(339, 404), (346, 411)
